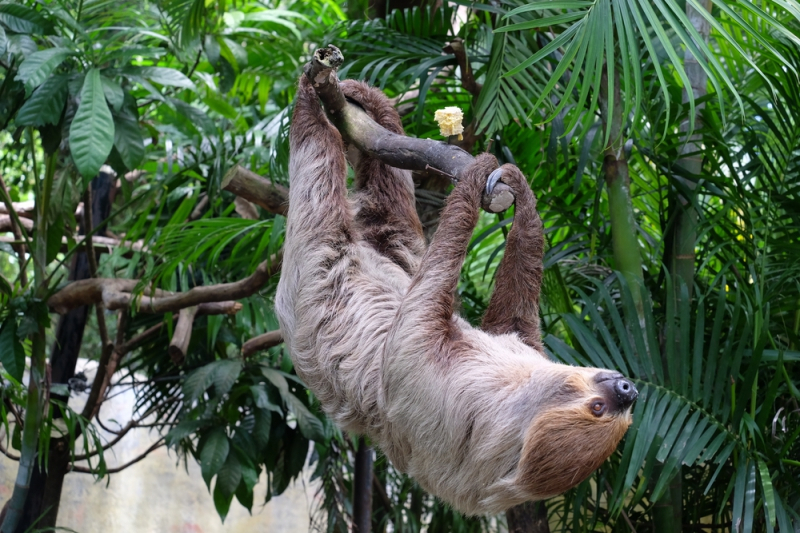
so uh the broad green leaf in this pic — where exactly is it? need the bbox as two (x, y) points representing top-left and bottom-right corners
(252, 409), (271, 448)
(250, 386), (281, 414)
(139, 67), (195, 89)
(169, 97), (216, 134)
(0, 3), (50, 34)
(100, 75), (124, 111)
(212, 360), (243, 398)
(200, 428), (229, 485)
(212, 474), (233, 522)
(261, 367), (290, 398)
(0, 316), (25, 382)
(0, 25), (6, 55)
(15, 47), (73, 94)
(69, 68), (114, 181)
(15, 74), (68, 126)
(285, 394), (325, 441)
(215, 452), (242, 497)
(112, 100), (144, 170)
(183, 363), (217, 401)
(165, 420), (208, 448)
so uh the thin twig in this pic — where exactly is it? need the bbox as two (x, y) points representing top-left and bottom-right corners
(0, 438), (20, 461)
(71, 439), (166, 474)
(73, 396), (180, 461)
(0, 174), (29, 285)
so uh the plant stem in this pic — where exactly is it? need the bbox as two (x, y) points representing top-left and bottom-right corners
(1, 145), (56, 533)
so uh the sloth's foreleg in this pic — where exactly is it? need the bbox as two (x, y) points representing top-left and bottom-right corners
(286, 76), (353, 245)
(397, 153), (499, 336)
(480, 165), (545, 350)
(339, 80), (426, 274)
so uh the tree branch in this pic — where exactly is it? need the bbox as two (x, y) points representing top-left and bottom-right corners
(0, 175), (30, 286)
(0, 437), (20, 461)
(242, 329), (283, 358)
(222, 166), (289, 217)
(169, 306), (198, 365)
(443, 38), (482, 98)
(303, 45), (514, 213)
(71, 439), (166, 474)
(48, 252), (280, 315)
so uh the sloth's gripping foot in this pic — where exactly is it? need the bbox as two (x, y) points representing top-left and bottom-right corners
(481, 165), (545, 350)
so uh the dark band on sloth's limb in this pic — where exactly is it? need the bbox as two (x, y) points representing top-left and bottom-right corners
(302, 45), (515, 213)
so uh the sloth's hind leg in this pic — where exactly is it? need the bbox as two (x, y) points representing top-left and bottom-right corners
(340, 80), (426, 275)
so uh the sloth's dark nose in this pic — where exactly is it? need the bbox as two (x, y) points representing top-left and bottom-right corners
(614, 378), (638, 407)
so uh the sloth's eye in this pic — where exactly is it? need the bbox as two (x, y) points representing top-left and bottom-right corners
(590, 400), (607, 417)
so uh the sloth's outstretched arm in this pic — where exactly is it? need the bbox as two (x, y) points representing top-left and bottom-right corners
(480, 165), (545, 351)
(399, 153), (499, 336)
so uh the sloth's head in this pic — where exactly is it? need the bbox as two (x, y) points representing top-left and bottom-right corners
(517, 368), (638, 498)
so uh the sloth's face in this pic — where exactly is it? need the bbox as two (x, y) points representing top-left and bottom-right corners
(516, 369), (638, 498)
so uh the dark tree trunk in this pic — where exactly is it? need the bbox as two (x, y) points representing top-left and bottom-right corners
(17, 170), (114, 532)
(353, 437), (374, 533)
(506, 501), (550, 533)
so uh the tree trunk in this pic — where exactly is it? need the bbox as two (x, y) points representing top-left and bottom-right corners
(656, 2), (711, 532)
(353, 437), (373, 533)
(16, 170), (114, 533)
(506, 501), (550, 533)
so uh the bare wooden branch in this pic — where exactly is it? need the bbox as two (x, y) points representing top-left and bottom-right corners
(303, 45), (515, 213)
(242, 329), (283, 358)
(169, 306), (198, 365)
(71, 439), (166, 474)
(0, 175), (30, 285)
(222, 165), (289, 217)
(234, 197), (259, 220)
(48, 252), (281, 315)
(443, 38), (482, 98)
(0, 215), (33, 233)
(0, 438), (20, 461)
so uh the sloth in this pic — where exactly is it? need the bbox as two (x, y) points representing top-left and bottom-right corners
(275, 75), (638, 515)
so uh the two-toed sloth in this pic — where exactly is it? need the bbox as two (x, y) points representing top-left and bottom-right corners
(275, 75), (638, 515)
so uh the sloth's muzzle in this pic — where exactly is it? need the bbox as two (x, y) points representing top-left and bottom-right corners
(594, 371), (639, 411)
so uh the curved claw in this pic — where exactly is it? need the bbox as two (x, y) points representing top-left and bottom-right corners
(485, 168), (504, 195)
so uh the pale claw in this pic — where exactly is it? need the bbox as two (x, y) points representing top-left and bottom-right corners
(486, 168), (503, 195)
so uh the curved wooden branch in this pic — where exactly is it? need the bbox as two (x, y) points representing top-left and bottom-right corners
(242, 329), (283, 358)
(48, 252), (281, 315)
(303, 45), (515, 213)
(222, 165), (289, 217)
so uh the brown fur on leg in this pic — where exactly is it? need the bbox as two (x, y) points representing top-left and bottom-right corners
(340, 80), (426, 274)
(481, 164), (545, 351)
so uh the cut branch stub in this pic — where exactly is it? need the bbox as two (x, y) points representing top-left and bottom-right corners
(303, 45), (515, 213)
